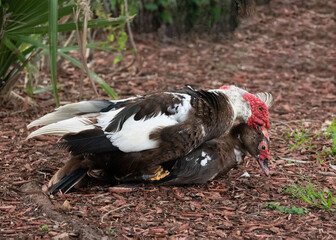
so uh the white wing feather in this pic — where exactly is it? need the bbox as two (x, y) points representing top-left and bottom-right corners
(27, 117), (95, 139)
(27, 101), (110, 128)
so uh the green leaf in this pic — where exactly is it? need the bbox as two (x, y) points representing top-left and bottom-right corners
(33, 84), (64, 94)
(7, 17), (128, 35)
(145, 3), (158, 11)
(316, 153), (324, 164)
(212, 6), (221, 22)
(327, 198), (332, 208)
(39, 225), (48, 231)
(118, 31), (127, 50)
(310, 194), (318, 205)
(318, 192), (326, 203)
(329, 191), (336, 204)
(113, 55), (122, 65)
(108, 34), (115, 42)
(2, 37), (28, 63)
(9, 35), (46, 50)
(49, 0), (60, 106)
(160, 11), (173, 24)
(59, 43), (119, 52)
(301, 195), (312, 204)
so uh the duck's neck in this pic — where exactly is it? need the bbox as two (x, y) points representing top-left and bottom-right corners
(229, 127), (249, 165)
(232, 133), (247, 165)
(216, 88), (251, 123)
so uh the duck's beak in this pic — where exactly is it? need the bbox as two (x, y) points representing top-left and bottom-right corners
(258, 158), (270, 176)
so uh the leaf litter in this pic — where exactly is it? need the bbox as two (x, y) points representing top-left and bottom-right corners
(1, 0), (335, 238)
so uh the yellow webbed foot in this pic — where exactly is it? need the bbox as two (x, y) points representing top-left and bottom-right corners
(149, 166), (170, 181)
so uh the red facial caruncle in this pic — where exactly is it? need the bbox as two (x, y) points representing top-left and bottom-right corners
(258, 140), (270, 176)
(243, 92), (270, 130)
(259, 125), (270, 141)
(220, 85), (230, 90)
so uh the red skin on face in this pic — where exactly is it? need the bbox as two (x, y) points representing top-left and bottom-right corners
(259, 141), (270, 161)
(220, 85), (230, 90)
(243, 92), (270, 129)
(260, 125), (270, 141)
(220, 86), (270, 129)
(258, 140), (270, 175)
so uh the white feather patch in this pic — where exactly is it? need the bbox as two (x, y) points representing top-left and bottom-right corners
(106, 113), (178, 152)
(201, 125), (206, 136)
(214, 88), (250, 123)
(108, 96), (138, 104)
(27, 117), (95, 139)
(96, 108), (124, 130)
(169, 94), (192, 122)
(241, 172), (250, 178)
(27, 97), (140, 129)
(200, 151), (212, 166)
(234, 148), (243, 164)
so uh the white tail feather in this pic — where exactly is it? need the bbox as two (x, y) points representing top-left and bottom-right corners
(27, 101), (110, 128)
(27, 117), (95, 139)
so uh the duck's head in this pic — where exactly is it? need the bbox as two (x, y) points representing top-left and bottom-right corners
(233, 123), (271, 176)
(219, 85), (273, 134)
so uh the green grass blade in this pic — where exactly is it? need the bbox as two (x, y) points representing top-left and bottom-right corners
(329, 191), (336, 204)
(8, 17), (128, 35)
(300, 195), (312, 204)
(2, 37), (26, 63)
(5, 1), (74, 33)
(7, 35), (47, 50)
(49, 0), (59, 106)
(59, 43), (120, 52)
(33, 84), (65, 94)
(59, 52), (118, 99)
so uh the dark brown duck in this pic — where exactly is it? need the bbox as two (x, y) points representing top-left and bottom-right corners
(48, 123), (270, 193)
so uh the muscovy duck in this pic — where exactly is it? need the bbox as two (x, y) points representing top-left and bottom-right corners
(27, 85), (272, 191)
(48, 123), (270, 193)
(150, 123), (270, 185)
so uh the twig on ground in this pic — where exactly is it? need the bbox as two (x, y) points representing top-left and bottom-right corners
(63, 30), (76, 48)
(330, 164), (336, 171)
(115, 74), (158, 82)
(318, 172), (336, 176)
(280, 157), (309, 164)
(21, 182), (104, 239)
(269, 136), (287, 142)
(101, 204), (132, 223)
(10, 91), (37, 107)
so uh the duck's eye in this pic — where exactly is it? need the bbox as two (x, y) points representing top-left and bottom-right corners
(258, 106), (263, 111)
(261, 145), (266, 150)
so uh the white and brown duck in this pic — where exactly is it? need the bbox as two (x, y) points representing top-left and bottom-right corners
(27, 85), (272, 192)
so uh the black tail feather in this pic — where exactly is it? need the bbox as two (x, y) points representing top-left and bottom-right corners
(49, 168), (88, 194)
(60, 129), (119, 155)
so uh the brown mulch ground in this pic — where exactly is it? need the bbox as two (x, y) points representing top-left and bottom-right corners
(1, 0), (336, 239)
